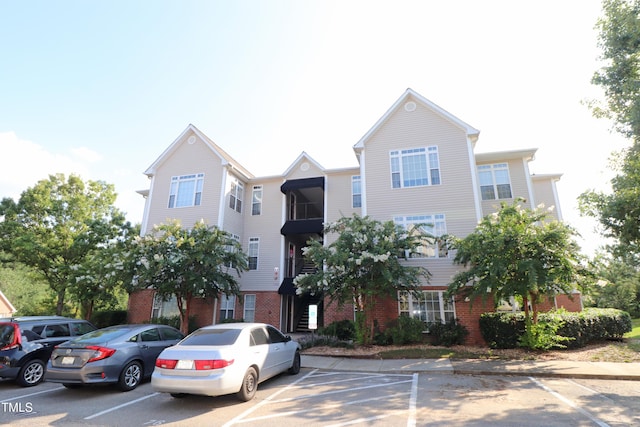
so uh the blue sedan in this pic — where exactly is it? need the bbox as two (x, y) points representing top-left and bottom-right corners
(45, 324), (184, 391)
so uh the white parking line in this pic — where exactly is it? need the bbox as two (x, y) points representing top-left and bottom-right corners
(408, 373), (418, 427)
(237, 391), (411, 424)
(84, 392), (160, 420)
(269, 378), (414, 403)
(0, 386), (63, 402)
(528, 377), (610, 427)
(222, 369), (318, 427)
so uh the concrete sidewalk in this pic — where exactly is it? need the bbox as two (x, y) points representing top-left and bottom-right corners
(301, 354), (640, 381)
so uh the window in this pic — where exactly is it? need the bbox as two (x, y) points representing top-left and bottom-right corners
(390, 147), (440, 188)
(251, 185), (262, 215)
(399, 291), (455, 324)
(478, 163), (512, 200)
(248, 237), (259, 270)
(226, 233), (240, 268)
(220, 295), (236, 321)
(168, 173), (204, 208)
(352, 175), (362, 208)
(243, 294), (256, 322)
(151, 294), (180, 319)
(229, 179), (244, 213)
(140, 328), (160, 342)
(394, 214), (448, 258)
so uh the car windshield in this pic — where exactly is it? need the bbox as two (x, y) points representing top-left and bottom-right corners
(180, 328), (241, 346)
(71, 327), (132, 344)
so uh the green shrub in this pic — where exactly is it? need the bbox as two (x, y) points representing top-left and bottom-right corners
(382, 316), (426, 345)
(518, 315), (572, 350)
(427, 319), (469, 347)
(480, 308), (632, 349)
(91, 310), (128, 328)
(318, 319), (356, 341)
(151, 315), (198, 333)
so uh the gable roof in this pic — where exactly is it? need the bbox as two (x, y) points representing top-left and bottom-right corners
(353, 88), (480, 153)
(475, 148), (537, 163)
(144, 124), (254, 180)
(0, 289), (16, 316)
(282, 151), (325, 177)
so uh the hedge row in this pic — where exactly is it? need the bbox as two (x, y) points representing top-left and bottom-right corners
(480, 308), (632, 349)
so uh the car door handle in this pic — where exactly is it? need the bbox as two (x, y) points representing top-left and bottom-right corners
(140, 345), (149, 349)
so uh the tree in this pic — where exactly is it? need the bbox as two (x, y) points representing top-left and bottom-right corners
(131, 220), (248, 334)
(590, 0), (640, 139)
(447, 201), (589, 329)
(294, 214), (430, 345)
(580, 0), (640, 254)
(69, 223), (139, 319)
(0, 174), (130, 316)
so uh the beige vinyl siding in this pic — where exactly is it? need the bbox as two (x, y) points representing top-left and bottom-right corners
(479, 158), (533, 217)
(144, 136), (225, 233)
(325, 168), (361, 223)
(363, 99), (479, 240)
(286, 158), (324, 179)
(238, 177), (285, 292)
(221, 171), (246, 237)
(359, 100), (479, 290)
(532, 176), (562, 221)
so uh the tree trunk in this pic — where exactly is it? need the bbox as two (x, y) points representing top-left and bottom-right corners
(55, 290), (65, 316)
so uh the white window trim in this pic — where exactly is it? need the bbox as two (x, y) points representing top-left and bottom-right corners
(243, 294), (256, 322)
(251, 185), (262, 216)
(398, 290), (456, 324)
(478, 163), (512, 201)
(248, 237), (259, 270)
(229, 178), (244, 213)
(394, 214), (448, 258)
(220, 295), (236, 320)
(390, 146), (440, 189)
(352, 175), (362, 208)
(168, 173), (204, 208)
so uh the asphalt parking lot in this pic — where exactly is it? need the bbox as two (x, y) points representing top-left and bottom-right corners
(1, 368), (638, 426)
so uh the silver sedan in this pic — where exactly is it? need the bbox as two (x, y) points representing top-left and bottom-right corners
(46, 324), (184, 391)
(152, 322), (301, 401)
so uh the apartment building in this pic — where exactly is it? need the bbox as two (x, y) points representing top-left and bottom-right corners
(128, 88), (578, 344)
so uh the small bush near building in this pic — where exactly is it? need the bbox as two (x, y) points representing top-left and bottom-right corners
(376, 316), (426, 345)
(427, 319), (469, 347)
(151, 315), (199, 333)
(91, 310), (128, 328)
(480, 308), (633, 349)
(318, 319), (356, 341)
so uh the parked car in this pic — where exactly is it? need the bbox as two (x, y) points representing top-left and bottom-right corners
(0, 316), (97, 387)
(151, 322), (301, 401)
(46, 324), (184, 391)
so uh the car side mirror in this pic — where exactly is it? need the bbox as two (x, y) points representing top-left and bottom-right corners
(284, 335), (292, 342)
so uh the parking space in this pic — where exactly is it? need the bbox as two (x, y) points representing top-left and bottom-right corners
(2, 369), (639, 426)
(223, 369), (418, 427)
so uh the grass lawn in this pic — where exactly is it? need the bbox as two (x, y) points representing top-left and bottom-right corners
(625, 318), (640, 340)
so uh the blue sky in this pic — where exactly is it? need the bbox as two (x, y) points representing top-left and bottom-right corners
(0, 0), (629, 255)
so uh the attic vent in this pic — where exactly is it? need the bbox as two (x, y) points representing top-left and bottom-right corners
(300, 162), (310, 171)
(187, 136), (196, 144)
(404, 102), (416, 112)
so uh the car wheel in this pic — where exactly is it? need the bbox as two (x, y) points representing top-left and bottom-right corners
(236, 367), (258, 402)
(62, 383), (83, 389)
(16, 359), (45, 387)
(118, 361), (142, 392)
(288, 351), (301, 375)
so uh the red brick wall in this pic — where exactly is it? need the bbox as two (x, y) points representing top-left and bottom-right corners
(453, 295), (494, 345)
(323, 298), (354, 326)
(127, 289), (154, 323)
(555, 292), (583, 312)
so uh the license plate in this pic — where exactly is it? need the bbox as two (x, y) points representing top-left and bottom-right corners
(61, 356), (75, 365)
(176, 360), (194, 370)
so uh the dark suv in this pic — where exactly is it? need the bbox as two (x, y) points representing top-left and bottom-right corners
(0, 316), (96, 386)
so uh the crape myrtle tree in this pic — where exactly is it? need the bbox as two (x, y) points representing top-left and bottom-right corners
(69, 223), (139, 319)
(0, 174), (130, 316)
(447, 201), (591, 346)
(131, 220), (248, 334)
(580, 0), (640, 258)
(294, 214), (430, 345)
